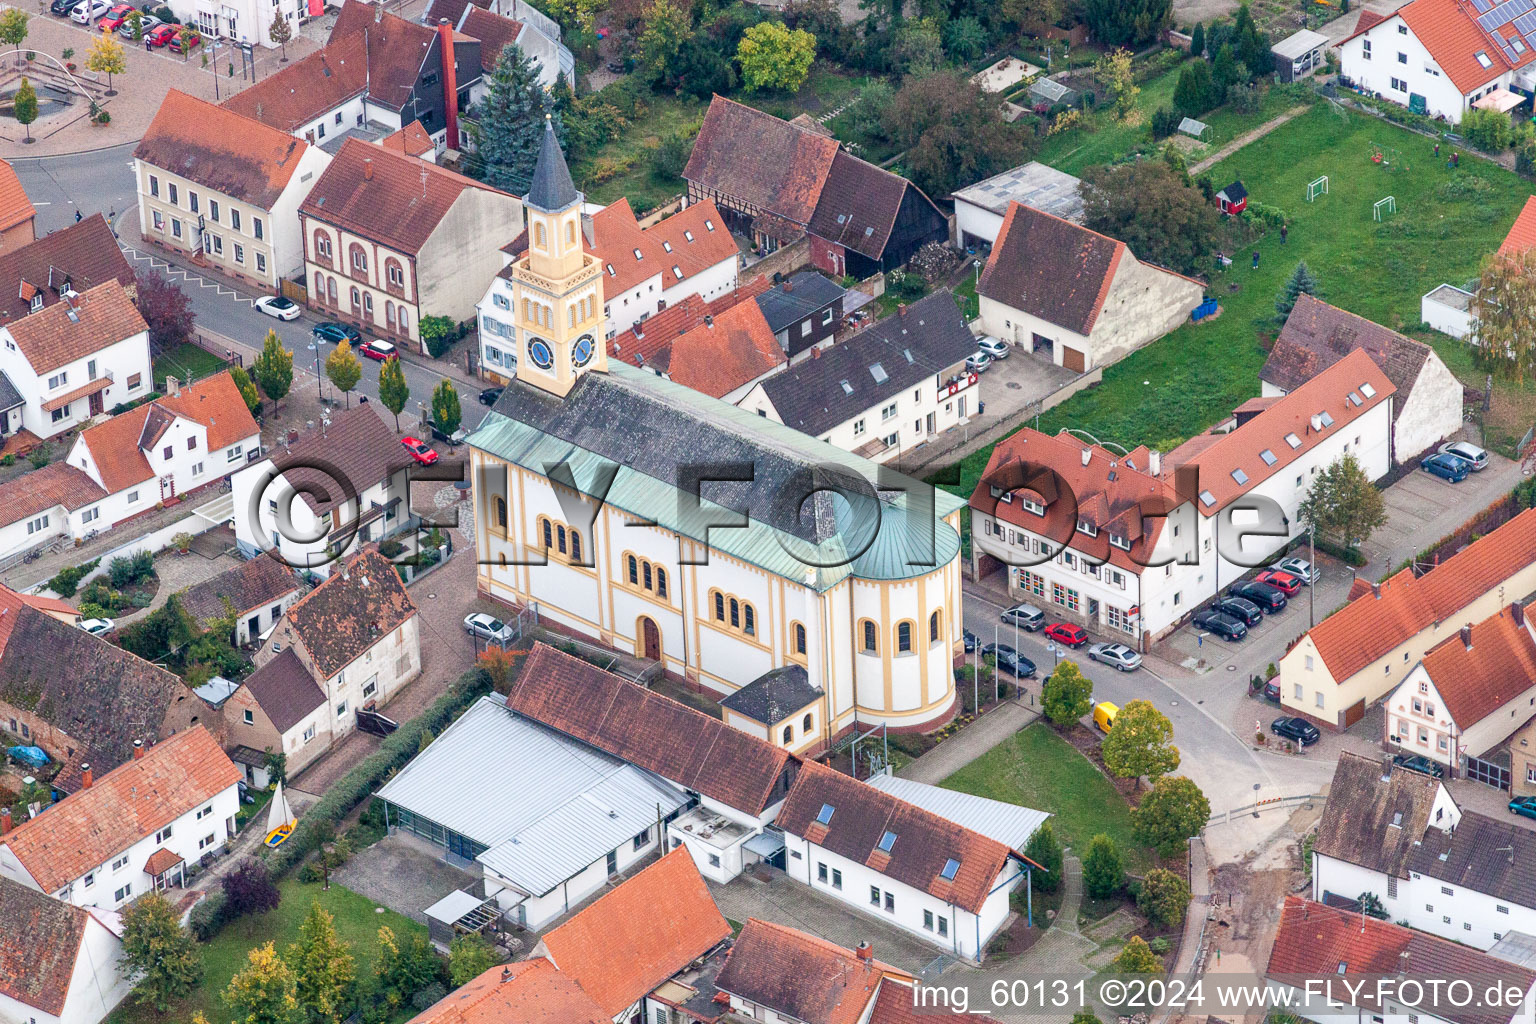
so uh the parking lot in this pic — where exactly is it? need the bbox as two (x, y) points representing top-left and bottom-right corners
(1359, 449), (1523, 570)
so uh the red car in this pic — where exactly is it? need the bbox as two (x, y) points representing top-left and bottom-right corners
(99, 3), (134, 29)
(1044, 622), (1088, 648)
(1255, 570), (1303, 596)
(144, 23), (176, 46)
(401, 437), (438, 466)
(169, 27), (201, 52)
(361, 339), (398, 362)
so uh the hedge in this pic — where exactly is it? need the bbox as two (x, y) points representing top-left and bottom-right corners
(266, 667), (491, 876)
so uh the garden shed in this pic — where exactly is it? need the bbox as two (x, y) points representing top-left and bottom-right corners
(1028, 76), (1076, 107)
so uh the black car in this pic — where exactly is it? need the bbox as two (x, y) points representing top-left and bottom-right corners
(1214, 596), (1263, 626)
(1393, 753), (1445, 778)
(1271, 716), (1320, 746)
(479, 387), (504, 406)
(1192, 609), (1247, 641)
(313, 321), (362, 346)
(1230, 581), (1287, 613)
(980, 642), (1017, 659)
(993, 649), (1037, 678)
(429, 420), (467, 446)
(50, 0), (75, 13)
(962, 629), (977, 653)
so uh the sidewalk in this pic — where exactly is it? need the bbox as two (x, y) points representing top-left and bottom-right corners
(898, 699), (1038, 784)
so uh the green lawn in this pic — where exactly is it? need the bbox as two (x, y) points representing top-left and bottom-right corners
(1034, 62), (1189, 176)
(111, 878), (427, 1024)
(941, 721), (1152, 872)
(1421, 330), (1534, 458)
(936, 104), (1533, 500)
(151, 342), (229, 392)
(571, 93), (707, 214)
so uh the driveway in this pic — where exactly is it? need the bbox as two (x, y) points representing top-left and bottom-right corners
(334, 830), (478, 925)
(1359, 451), (1523, 572)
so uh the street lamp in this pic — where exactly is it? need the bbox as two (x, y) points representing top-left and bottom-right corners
(307, 342), (325, 404)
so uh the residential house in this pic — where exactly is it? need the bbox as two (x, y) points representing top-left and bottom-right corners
(423, 0), (575, 90)
(248, 546), (421, 769)
(1263, 294), (1464, 462)
(0, 282), (150, 443)
(0, 726), (240, 907)
(133, 90), (332, 289)
(719, 664), (827, 757)
(299, 139), (520, 349)
(1337, 0), (1536, 125)
(0, 159), (36, 252)
(713, 919), (914, 1024)
(0, 215), (134, 327)
(738, 290), (978, 462)
(606, 286), (785, 401)
(951, 161), (1084, 251)
(376, 693), (690, 929)
(159, 0), (301, 50)
(224, 649), (330, 781)
(0, 877), (129, 1024)
(403, 959), (608, 1024)
(1501, 195), (1536, 258)
(178, 552), (304, 645)
(805, 150), (949, 279)
(535, 848), (732, 1024)
(753, 269), (846, 361)
(1280, 506), (1536, 729)
(0, 599), (212, 793)
(976, 200), (1205, 372)
(1266, 896), (1536, 1024)
(970, 349), (1394, 647)
(379, 121), (438, 163)
(232, 404), (414, 572)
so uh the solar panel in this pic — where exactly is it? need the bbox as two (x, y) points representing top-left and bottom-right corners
(1474, 0), (1497, 13)
(1515, 9), (1536, 31)
(1506, 44), (1520, 63)
(1483, 0), (1533, 30)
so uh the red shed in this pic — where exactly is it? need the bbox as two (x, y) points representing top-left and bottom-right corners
(1217, 180), (1248, 216)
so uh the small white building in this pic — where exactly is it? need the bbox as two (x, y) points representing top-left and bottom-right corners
(0, 878), (130, 1024)
(1422, 283), (1476, 340)
(951, 162), (1084, 251)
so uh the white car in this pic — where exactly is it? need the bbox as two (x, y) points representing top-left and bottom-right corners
(1088, 642), (1143, 672)
(463, 612), (515, 646)
(70, 0), (108, 22)
(1439, 440), (1489, 471)
(78, 617), (115, 636)
(1268, 556), (1319, 584)
(976, 337), (1010, 360)
(254, 295), (302, 321)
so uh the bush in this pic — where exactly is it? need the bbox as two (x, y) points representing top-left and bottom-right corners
(108, 550), (156, 588)
(1083, 834), (1124, 899)
(0, 454), (12, 466)
(1136, 868), (1192, 927)
(188, 891), (226, 940)
(1149, 106), (1180, 139)
(650, 131), (692, 179)
(48, 558), (100, 598)
(420, 315), (457, 359)
(1462, 107), (1514, 152)
(78, 601), (113, 620)
(29, 448), (49, 469)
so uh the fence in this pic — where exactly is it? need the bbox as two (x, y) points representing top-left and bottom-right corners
(1206, 792), (1321, 827)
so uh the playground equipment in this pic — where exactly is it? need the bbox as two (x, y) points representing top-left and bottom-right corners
(1370, 141), (1405, 172)
(1374, 195), (1397, 221)
(1307, 175), (1329, 202)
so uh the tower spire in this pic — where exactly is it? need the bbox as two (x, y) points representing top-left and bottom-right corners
(525, 113), (580, 213)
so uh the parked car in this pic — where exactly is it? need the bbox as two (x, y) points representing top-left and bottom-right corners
(1043, 622), (1088, 647)
(119, 12), (159, 34)
(400, 436), (438, 465)
(1269, 556), (1319, 584)
(976, 337), (1010, 360)
(1214, 596), (1263, 626)
(313, 321), (362, 346)
(1262, 680), (1281, 704)
(1229, 580), (1287, 613)
(361, 339), (398, 361)
(143, 22), (176, 45)
(169, 27), (202, 52)
(50, 0), (78, 15)
(429, 421), (468, 447)
(1093, 701), (1117, 732)
(1439, 441), (1489, 471)
(1510, 796), (1536, 820)
(964, 352), (992, 374)
(1422, 452), (1469, 483)
(70, 0), (109, 22)
(993, 649), (1037, 678)
(980, 641), (1017, 659)
(1255, 569), (1304, 596)
(478, 386), (504, 406)
(99, 3), (135, 30)
(463, 612), (515, 645)
(962, 628), (977, 653)
(78, 617), (114, 636)
(254, 294), (301, 321)
(1271, 716), (1320, 746)
(1392, 753), (1445, 779)
(1088, 642), (1142, 672)
(1000, 603), (1045, 631)
(1192, 609), (1247, 641)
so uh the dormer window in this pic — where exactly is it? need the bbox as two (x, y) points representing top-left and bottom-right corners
(1077, 520), (1097, 537)
(1109, 533), (1131, 551)
(28, 293), (41, 312)
(1021, 496), (1045, 515)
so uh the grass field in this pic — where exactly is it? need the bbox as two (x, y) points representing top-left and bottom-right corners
(111, 878), (427, 1024)
(940, 722), (1152, 872)
(1035, 63), (1188, 176)
(151, 342), (229, 392)
(937, 103), (1533, 498)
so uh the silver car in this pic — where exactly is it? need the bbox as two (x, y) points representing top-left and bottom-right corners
(1439, 441), (1489, 471)
(965, 351), (992, 373)
(1268, 556), (1319, 584)
(120, 13), (159, 35)
(463, 612), (515, 645)
(1088, 642), (1142, 672)
(976, 337), (1010, 360)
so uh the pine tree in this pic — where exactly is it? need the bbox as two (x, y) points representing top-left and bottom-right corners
(1274, 261), (1321, 322)
(1022, 820), (1064, 893)
(1173, 60), (1215, 118)
(286, 903), (355, 1024)
(230, 365), (261, 414)
(377, 356), (409, 431)
(473, 46), (561, 193)
(1189, 20), (1205, 58)
(1083, 834), (1124, 899)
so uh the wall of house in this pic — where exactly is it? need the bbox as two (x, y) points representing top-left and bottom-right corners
(955, 201), (1006, 250)
(0, 329), (152, 441)
(0, 915), (129, 1024)
(233, 460), (408, 573)
(414, 190), (528, 346)
(136, 162), (283, 288)
(1393, 354), (1464, 461)
(277, 703), (333, 776)
(0, 502), (70, 560)
(223, 687), (287, 765)
(1337, 17), (1488, 123)
(321, 614), (422, 739)
(306, 218), (422, 345)
(294, 96), (373, 149)
(1422, 287), (1475, 341)
(160, 0), (301, 49)
(667, 828), (746, 883)
(486, 820), (660, 930)
(1511, 716), (1536, 796)
(478, 274), (519, 380)
(977, 293), (1093, 371)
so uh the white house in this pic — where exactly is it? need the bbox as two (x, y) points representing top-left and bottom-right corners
(951, 161), (1084, 251)
(0, 727), (240, 908)
(425, 0), (576, 91)
(1337, 0), (1536, 126)
(0, 879), (129, 1024)
(975, 200), (1204, 372)
(156, 0), (302, 49)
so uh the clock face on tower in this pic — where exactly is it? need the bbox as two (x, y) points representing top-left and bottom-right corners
(572, 334), (595, 368)
(528, 338), (554, 370)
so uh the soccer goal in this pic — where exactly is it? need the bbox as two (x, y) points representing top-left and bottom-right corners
(1374, 195), (1397, 221)
(1307, 176), (1329, 202)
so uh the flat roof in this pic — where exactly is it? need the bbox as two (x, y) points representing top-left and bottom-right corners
(1425, 283), (1475, 311)
(1272, 28), (1329, 59)
(864, 773), (1049, 853)
(952, 161), (1084, 222)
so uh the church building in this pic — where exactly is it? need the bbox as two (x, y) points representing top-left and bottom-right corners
(467, 120), (965, 748)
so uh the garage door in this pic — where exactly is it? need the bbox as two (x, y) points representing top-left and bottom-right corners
(1062, 346), (1086, 373)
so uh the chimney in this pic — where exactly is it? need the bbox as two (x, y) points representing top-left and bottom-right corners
(1148, 449), (1161, 476)
(1461, 624), (1472, 649)
(167, 375), (181, 397)
(812, 346), (821, 358)
(897, 303), (907, 318)
(1, 807), (10, 835)
(363, 158), (374, 182)
(1515, 603), (1526, 628)
(855, 941), (872, 962)
(1398, 951), (1410, 977)
(1370, 581), (1381, 599)
(1080, 447), (1091, 467)
(704, 314), (714, 328)
(437, 19), (460, 151)
(1382, 754), (1394, 782)
(132, 739), (144, 760)
(81, 763), (93, 790)
(783, 278), (792, 293)
(500, 967), (512, 983)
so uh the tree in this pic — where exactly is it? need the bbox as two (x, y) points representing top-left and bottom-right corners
(1358, 892), (1389, 919)
(1133, 775), (1211, 857)
(1136, 868), (1192, 927)
(86, 31), (126, 93)
(0, 10), (28, 63)
(1232, 3), (1273, 77)
(1173, 59), (1217, 118)
(545, 0), (602, 33)
(1112, 935), (1164, 974)
(286, 904), (355, 1024)
(1298, 452), (1387, 553)
(223, 858), (281, 922)
(1082, 834), (1123, 899)
(1022, 820), (1064, 893)
(1274, 261), (1321, 322)
(419, 314), (457, 359)
(230, 365), (261, 415)
(664, 36), (735, 98)
(1101, 699), (1180, 779)
(119, 891), (202, 1010)
(1211, 43), (1240, 95)
(1081, 160), (1221, 275)
(252, 330), (293, 413)
(267, 11), (291, 60)
(12, 77), (35, 143)
(1474, 247), (1536, 382)
(997, 0), (1060, 34)
(1095, 47), (1139, 121)
(637, 0), (694, 83)
(1083, 0), (1170, 47)
(1041, 660), (1093, 727)
(890, 18), (943, 77)
(886, 72), (1027, 198)
(941, 16), (986, 62)
(225, 943), (303, 1024)
(473, 46), (558, 193)
(1189, 20), (1205, 58)
(325, 339), (362, 409)
(375, 926), (445, 1012)
(431, 378), (461, 435)
(377, 356), (409, 431)
(449, 934), (498, 986)
(736, 21), (815, 94)
(133, 269), (196, 353)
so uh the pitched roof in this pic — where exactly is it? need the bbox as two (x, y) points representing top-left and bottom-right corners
(714, 919), (910, 1024)
(757, 290), (974, 436)
(5, 281), (146, 376)
(219, 34), (370, 132)
(1399, 0), (1531, 96)
(1340, 7), (1388, 42)
(777, 761), (1015, 914)
(588, 197), (737, 296)
(1264, 295), (1434, 418)
(380, 120), (436, 159)
(278, 546), (417, 680)
(808, 150), (940, 260)
(0, 461), (106, 528)
(506, 643), (795, 815)
(753, 270), (845, 334)
(1407, 809), (1536, 910)
(526, 116), (580, 211)
(1167, 348), (1395, 515)
(608, 289), (785, 398)
(540, 848), (730, 1017)
(179, 553), (302, 628)
(1419, 605), (1536, 728)
(1307, 507), (1536, 681)
(683, 96), (840, 230)
(0, 159), (35, 236)
(1312, 751), (1445, 878)
(1267, 897), (1536, 1024)
(978, 201), (1126, 336)
(135, 90), (314, 210)
(327, 4), (445, 111)
(719, 665), (823, 725)
(241, 647), (326, 734)
(406, 959), (608, 1024)
(457, 6), (523, 72)
(0, 878), (89, 1016)
(0, 215), (133, 327)
(1500, 196), (1536, 257)
(870, 978), (1003, 1023)
(0, 726), (238, 893)
(301, 138), (510, 255)
(268, 402), (414, 515)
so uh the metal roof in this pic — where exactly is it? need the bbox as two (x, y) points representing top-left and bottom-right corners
(1271, 28), (1329, 60)
(952, 161), (1084, 221)
(376, 695), (689, 898)
(864, 773), (1049, 852)
(1028, 78), (1075, 104)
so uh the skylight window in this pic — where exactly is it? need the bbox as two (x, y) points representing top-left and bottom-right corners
(1337, 962), (1348, 975)
(1260, 449), (1277, 466)
(1199, 490), (1216, 507)
(684, 230), (695, 242)
(1516, 37), (1527, 53)
(878, 831), (897, 853)
(940, 858), (961, 881)
(1347, 391), (1362, 407)
(672, 267), (683, 280)
(904, 349), (914, 363)
(840, 380), (853, 395)
(606, 264), (615, 276)
(1361, 382), (1376, 398)
(1284, 432), (1302, 449)
(1319, 411), (1334, 427)
(662, 241), (673, 252)
(1477, 51), (1493, 68)
(704, 219), (715, 231)
(633, 248), (643, 260)
(816, 803), (835, 825)
(870, 363), (889, 384)
(1231, 468), (1249, 485)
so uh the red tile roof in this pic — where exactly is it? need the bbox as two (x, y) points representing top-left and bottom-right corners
(327, 4), (445, 112)
(0, 726), (238, 893)
(220, 35), (369, 132)
(1340, 7), (1388, 43)
(0, 215), (133, 327)
(1500, 196), (1536, 257)
(1400, 0), (1532, 96)
(1264, 295), (1434, 418)
(278, 546), (417, 680)
(458, 6), (523, 72)
(0, 877), (88, 1016)
(135, 90), (313, 210)
(683, 96), (840, 230)
(807, 150), (942, 261)
(6, 281), (146, 376)
(541, 848), (730, 1017)
(0, 461), (105, 528)
(978, 201), (1125, 336)
(406, 959), (608, 1024)
(607, 286), (784, 398)
(381, 120), (436, 159)
(869, 978), (1003, 1023)
(715, 919), (910, 1024)
(0, 159), (35, 237)
(1418, 604), (1536, 728)
(0, 585), (80, 654)
(144, 847), (184, 876)
(589, 197), (738, 297)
